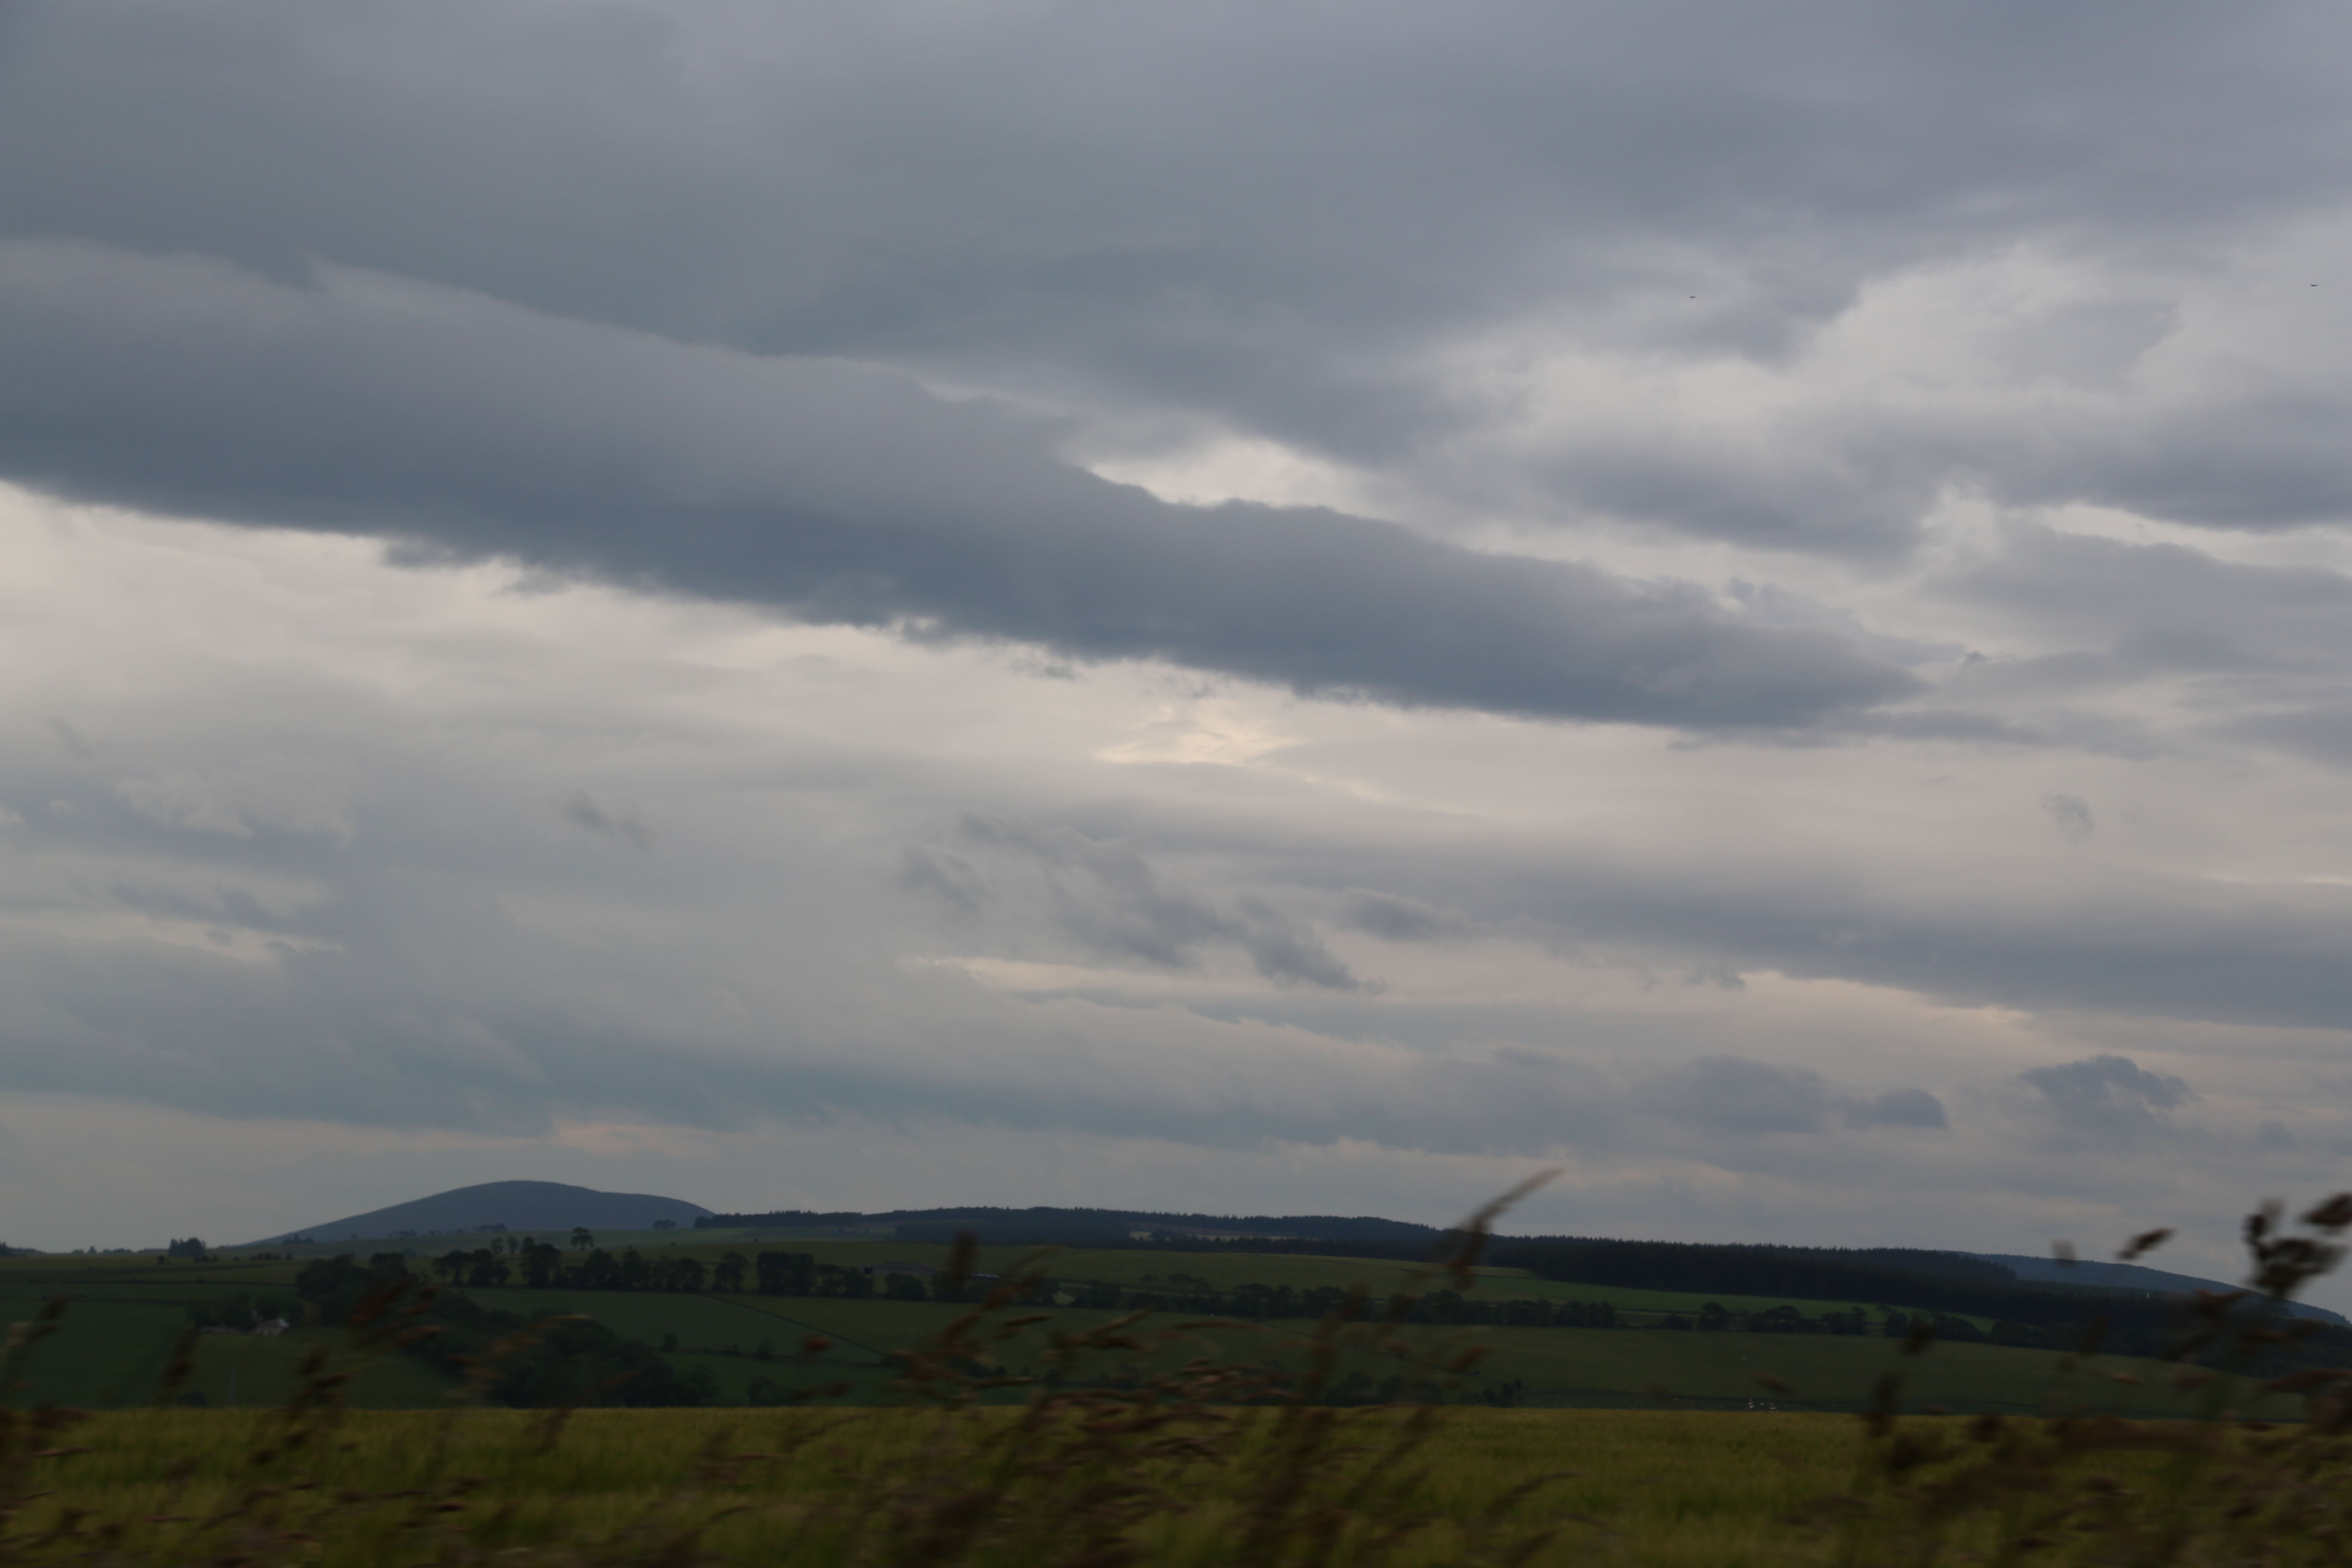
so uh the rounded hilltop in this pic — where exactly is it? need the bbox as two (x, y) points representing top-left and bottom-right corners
(246, 1181), (711, 1246)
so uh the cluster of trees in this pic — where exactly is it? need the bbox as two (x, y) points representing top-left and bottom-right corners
(414, 1294), (721, 1408)
(163, 1237), (209, 1259)
(291, 1253), (720, 1408)
(418, 1242), (736, 1293)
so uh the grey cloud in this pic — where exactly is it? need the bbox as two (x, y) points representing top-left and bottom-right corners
(1922, 528), (2352, 771)
(48, 718), (100, 760)
(101, 881), (315, 946)
(1946, 527), (2352, 677)
(1232, 896), (1362, 993)
(1845, 1087), (1949, 1130)
(2019, 1054), (2193, 1133)
(5, 4), (2345, 436)
(0, 786), (1629, 1153)
(0, 245), (1917, 732)
(5, 5), (2352, 556)
(896, 845), (984, 915)
(1637, 1056), (1837, 1135)
(2232, 708), (2352, 770)
(557, 790), (652, 852)
(1294, 829), (2352, 1034)
(1724, 583), (1963, 668)
(910, 815), (1367, 992)
(1661, 877), (2352, 1034)
(1340, 891), (1467, 943)
(2043, 793), (2094, 843)
(1641, 1059), (1945, 1139)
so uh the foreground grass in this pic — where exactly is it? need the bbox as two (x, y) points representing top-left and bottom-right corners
(1, 1406), (1992, 1567)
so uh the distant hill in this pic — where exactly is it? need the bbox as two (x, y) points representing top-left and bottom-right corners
(1973, 1252), (2350, 1328)
(247, 1181), (711, 1245)
(262, 1190), (2350, 1333)
(693, 1205), (1446, 1246)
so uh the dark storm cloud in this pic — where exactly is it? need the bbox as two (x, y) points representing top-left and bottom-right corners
(0, 245), (1915, 730)
(4, 2), (2352, 555)
(2019, 1054), (2193, 1134)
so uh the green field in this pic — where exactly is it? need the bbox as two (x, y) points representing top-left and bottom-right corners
(0, 1405), (2317, 1567)
(0, 1296), (186, 1407)
(182, 1331), (461, 1409)
(455, 1287), (854, 1358)
(697, 1296), (2285, 1419)
(0, 1246), (2266, 1419)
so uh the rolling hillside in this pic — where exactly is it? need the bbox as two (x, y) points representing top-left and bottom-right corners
(247, 1180), (711, 1245)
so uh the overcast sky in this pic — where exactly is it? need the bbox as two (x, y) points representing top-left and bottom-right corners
(4, 0), (2352, 1293)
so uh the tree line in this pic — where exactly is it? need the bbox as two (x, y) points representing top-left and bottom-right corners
(385, 1245), (2030, 1338)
